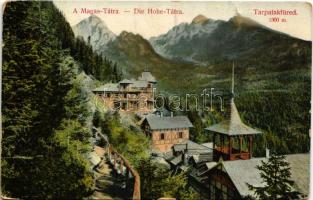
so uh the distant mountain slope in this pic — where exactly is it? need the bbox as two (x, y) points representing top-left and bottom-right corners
(72, 17), (205, 92)
(104, 31), (205, 92)
(149, 14), (311, 69)
(72, 14), (311, 93)
(105, 31), (162, 68)
(72, 15), (116, 52)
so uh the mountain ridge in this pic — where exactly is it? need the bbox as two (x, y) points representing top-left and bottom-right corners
(72, 14), (311, 94)
(192, 14), (209, 24)
(149, 14), (311, 65)
(72, 15), (116, 53)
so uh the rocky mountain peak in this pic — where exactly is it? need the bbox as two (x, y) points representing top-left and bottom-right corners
(88, 14), (102, 22)
(191, 14), (209, 24)
(120, 31), (133, 37)
(229, 14), (261, 27)
(86, 15), (111, 31)
(72, 15), (116, 52)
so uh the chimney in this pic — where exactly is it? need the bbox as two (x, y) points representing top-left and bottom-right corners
(171, 112), (173, 117)
(266, 148), (270, 158)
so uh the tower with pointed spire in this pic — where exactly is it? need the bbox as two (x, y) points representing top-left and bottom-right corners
(205, 63), (262, 161)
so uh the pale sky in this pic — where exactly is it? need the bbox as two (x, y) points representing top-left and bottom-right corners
(54, 1), (312, 41)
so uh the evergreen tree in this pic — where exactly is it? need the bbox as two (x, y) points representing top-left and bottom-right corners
(92, 109), (102, 128)
(187, 110), (205, 142)
(137, 158), (200, 200)
(247, 154), (300, 200)
(2, 2), (94, 198)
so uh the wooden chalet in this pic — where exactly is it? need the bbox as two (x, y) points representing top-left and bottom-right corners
(189, 154), (309, 199)
(92, 71), (157, 114)
(141, 114), (193, 152)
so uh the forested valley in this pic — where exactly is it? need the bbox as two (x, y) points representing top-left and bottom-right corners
(2, 1), (120, 198)
(2, 2), (197, 199)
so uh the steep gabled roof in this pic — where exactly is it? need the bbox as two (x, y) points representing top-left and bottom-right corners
(145, 114), (193, 130)
(222, 157), (265, 196)
(206, 63), (261, 136)
(205, 99), (261, 136)
(210, 154), (309, 197)
(139, 71), (157, 83)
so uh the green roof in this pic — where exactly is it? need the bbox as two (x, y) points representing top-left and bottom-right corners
(92, 83), (119, 92)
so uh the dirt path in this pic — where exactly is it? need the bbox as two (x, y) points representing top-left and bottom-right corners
(90, 158), (125, 200)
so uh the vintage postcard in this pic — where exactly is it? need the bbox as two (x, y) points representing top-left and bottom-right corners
(1, 1), (312, 200)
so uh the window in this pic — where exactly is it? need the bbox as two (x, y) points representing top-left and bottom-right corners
(122, 103), (127, 110)
(114, 101), (120, 110)
(178, 132), (183, 138)
(160, 133), (165, 140)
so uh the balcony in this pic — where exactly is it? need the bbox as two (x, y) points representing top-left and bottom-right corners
(213, 147), (250, 161)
